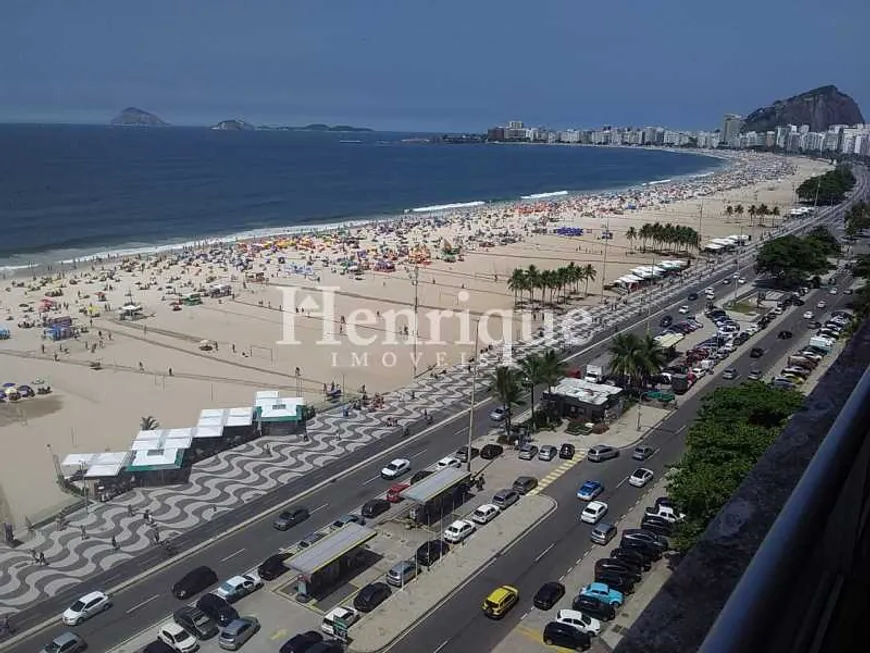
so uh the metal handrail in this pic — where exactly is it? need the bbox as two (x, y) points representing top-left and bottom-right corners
(699, 366), (870, 653)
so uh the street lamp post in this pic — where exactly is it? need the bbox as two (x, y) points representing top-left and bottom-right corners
(466, 320), (480, 473)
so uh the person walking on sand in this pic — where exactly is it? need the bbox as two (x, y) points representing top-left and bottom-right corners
(80, 525), (87, 540)
(39, 552), (46, 565)
(111, 535), (119, 551)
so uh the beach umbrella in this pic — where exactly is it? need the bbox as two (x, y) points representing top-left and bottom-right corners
(2, 382), (16, 388)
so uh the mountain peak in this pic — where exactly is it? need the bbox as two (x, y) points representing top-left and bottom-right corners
(741, 85), (864, 133)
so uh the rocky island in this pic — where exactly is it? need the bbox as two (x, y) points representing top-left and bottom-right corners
(110, 107), (168, 127)
(211, 119), (256, 131)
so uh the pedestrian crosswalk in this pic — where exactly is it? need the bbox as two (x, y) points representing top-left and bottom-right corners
(528, 451), (586, 496)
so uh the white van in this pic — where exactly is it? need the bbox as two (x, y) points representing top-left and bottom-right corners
(322, 606), (358, 636)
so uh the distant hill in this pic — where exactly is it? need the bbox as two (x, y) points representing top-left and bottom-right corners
(741, 85), (864, 133)
(110, 107), (168, 127)
(211, 119), (256, 131)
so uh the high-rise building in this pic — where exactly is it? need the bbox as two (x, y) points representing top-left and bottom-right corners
(507, 120), (524, 130)
(721, 113), (745, 147)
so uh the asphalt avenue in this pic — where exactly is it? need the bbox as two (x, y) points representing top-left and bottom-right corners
(387, 279), (858, 653)
(5, 169), (865, 653)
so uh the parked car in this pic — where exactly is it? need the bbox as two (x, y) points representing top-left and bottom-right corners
(386, 560), (419, 587)
(640, 515), (674, 536)
(380, 458), (411, 480)
(416, 539), (450, 566)
(158, 621), (200, 653)
(40, 632), (86, 653)
(482, 585), (520, 619)
(273, 507), (310, 531)
(215, 575), (263, 603)
(571, 595), (616, 621)
(777, 330), (793, 339)
(489, 406), (507, 421)
(218, 617), (260, 651)
(353, 582), (391, 613)
(278, 631), (323, 653)
(593, 570), (635, 595)
(631, 445), (654, 461)
(436, 456), (462, 469)
(409, 470), (433, 484)
(580, 501), (608, 524)
(628, 468), (654, 488)
(747, 369), (763, 381)
(518, 445), (539, 460)
(320, 606), (358, 636)
(471, 503), (501, 524)
(443, 519), (476, 544)
(361, 499), (391, 518)
(542, 622), (591, 651)
(331, 514), (365, 529)
(587, 445), (619, 462)
(590, 522), (617, 546)
(644, 504), (685, 523)
(172, 566), (219, 599)
(195, 594), (238, 627)
(480, 444), (504, 459)
(556, 608), (601, 638)
(538, 445), (558, 461)
(299, 532), (326, 549)
(62, 590), (111, 625)
(257, 554), (289, 581)
(595, 558), (641, 583)
(559, 443), (576, 459)
(687, 292), (698, 301)
(143, 641), (176, 653)
(678, 305), (690, 314)
(577, 480), (604, 501)
(174, 606), (219, 640)
(622, 529), (668, 553)
(305, 642), (344, 653)
(609, 547), (651, 571)
(456, 446), (480, 463)
(513, 476), (538, 494)
(803, 311), (814, 319)
(386, 482), (410, 503)
(579, 582), (624, 607)
(533, 581), (566, 610)
(492, 488), (519, 509)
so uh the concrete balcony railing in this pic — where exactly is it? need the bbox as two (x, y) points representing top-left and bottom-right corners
(614, 318), (870, 653)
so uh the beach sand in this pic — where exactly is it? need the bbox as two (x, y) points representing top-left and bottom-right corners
(0, 151), (831, 523)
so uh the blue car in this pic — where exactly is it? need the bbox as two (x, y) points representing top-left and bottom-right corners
(577, 480), (604, 501)
(579, 581), (624, 607)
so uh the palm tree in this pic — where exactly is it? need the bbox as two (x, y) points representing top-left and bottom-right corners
(735, 204), (744, 220)
(526, 265), (540, 304)
(507, 269), (527, 307)
(626, 226), (638, 252)
(606, 332), (664, 389)
(725, 205), (734, 220)
(582, 264), (597, 298)
(757, 203), (769, 227)
(490, 366), (522, 436)
(747, 205), (757, 228)
(540, 349), (567, 397)
(637, 334), (667, 386)
(140, 415), (160, 431)
(518, 353), (547, 416)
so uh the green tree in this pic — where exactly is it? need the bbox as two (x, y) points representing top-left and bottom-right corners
(518, 353), (547, 415)
(540, 348), (567, 397)
(607, 332), (664, 388)
(140, 415), (160, 431)
(755, 234), (833, 287)
(582, 264), (597, 298)
(490, 366), (522, 436)
(507, 269), (527, 308)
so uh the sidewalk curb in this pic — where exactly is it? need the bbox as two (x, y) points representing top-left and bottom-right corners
(349, 495), (559, 653)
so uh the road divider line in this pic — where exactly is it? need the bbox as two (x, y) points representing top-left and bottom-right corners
(221, 548), (246, 562)
(363, 476), (380, 485)
(126, 594), (160, 614)
(411, 449), (429, 458)
(535, 543), (555, 563)
(433, 639), (451, 653)
(310, 503), (329, 514)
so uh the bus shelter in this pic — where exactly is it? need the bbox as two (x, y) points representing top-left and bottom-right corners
(287, 523), (376, 599)
(400, 467), (472, 525)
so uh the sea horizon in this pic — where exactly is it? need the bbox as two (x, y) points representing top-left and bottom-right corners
(0, 124), (724, 271)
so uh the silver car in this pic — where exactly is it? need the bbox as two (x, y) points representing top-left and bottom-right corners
(40, 632), (86, 653)
(386, 559), (419, 587)
(518, 445), (539, 460)
(218, 617), (260, 651)
(587, 445), (619, 462)
(538, 445), (558, 462)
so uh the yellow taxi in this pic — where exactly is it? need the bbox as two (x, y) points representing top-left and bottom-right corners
(482, 585), (520, 619)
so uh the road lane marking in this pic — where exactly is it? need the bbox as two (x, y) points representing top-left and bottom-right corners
(535, 543), (555, 563)
(363, 476), (380, 485)
(433, 639), (451, 653)
(616, 476), (629, 489)
(676, 425), (687, 434)
(126, 594), (160, 614)
(310, 503), (329, 514)
(221, 547), (246, 562)
(411, 449), (429, 458)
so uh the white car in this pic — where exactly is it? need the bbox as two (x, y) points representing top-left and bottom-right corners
(214, 573), (263, 602)
(745, 324), (760, 335)
(802, 311), (814, 320)
(829, 287), (838, 294)
(321, 606), (359, 636)
(817, 300), (827, 309)
(678, 305), (690, 314)
(471, 503), (501, 525)
(737, 277), (747, 284)
(556, 608), (602, 636)
(628, 467), (654, 488)
(380, 458), (411, 479)
(62, 590), (111, 625)
(158, 621), (200, 653)
(489, 406), (507, 421)
(580, 501), (608, 525)
(443, 519), (476, 543)
(771, 306), (783, 315)
(436, 456), (461, 470)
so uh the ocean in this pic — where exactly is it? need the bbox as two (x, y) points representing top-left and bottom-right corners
(0, 124), (722, 270)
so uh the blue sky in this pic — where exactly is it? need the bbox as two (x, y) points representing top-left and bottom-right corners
(1, 0), (866, 131)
